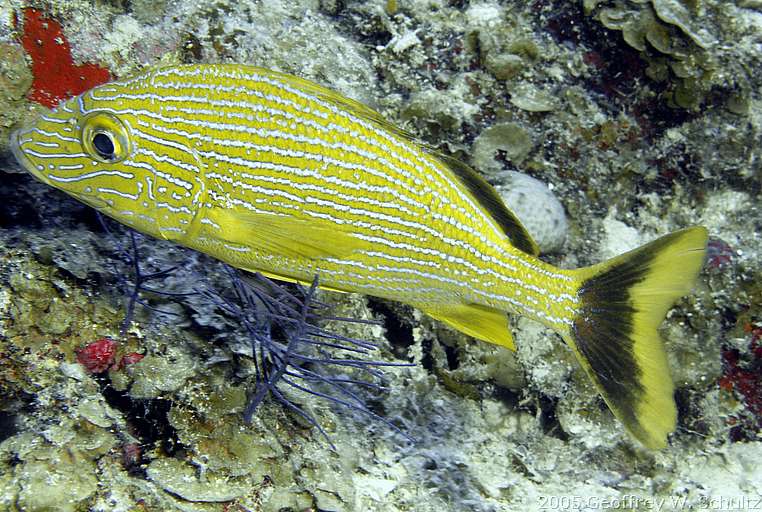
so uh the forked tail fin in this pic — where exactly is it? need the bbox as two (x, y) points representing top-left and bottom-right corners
(564, 227), (708, 448)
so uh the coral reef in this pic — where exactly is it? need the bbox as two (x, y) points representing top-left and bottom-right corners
(0, 44), (32, 149)
(585, 0), (754, 110)
(0, 0), (760, 510)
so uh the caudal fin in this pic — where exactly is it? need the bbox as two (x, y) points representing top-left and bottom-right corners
(564, 227), (708, 449)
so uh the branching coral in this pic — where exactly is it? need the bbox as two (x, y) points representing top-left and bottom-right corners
(97, 213), (195, 335)
(200, 269), (413, 446)
(99, 216), (412, 445)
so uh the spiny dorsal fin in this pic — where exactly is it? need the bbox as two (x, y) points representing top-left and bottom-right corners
(432, 153), (540, 256)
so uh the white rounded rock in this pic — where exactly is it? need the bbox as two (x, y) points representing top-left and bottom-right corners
(494, 171), (568, 254)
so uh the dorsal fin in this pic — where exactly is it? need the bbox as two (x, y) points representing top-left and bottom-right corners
(432, 153), (540, 256)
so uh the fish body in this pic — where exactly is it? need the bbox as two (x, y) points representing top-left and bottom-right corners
(11, 64), (708, 448)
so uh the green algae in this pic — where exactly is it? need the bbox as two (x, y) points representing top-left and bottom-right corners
(146, 458), (252, 502)
(128, 349), (198, 399)
(472, 122), (534, 169)
(509, 83), (560, 112)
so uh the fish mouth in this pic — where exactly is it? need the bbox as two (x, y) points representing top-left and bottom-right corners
(9, 130), (37, 177)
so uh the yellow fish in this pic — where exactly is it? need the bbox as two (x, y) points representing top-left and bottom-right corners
(11, 64), (707, 448)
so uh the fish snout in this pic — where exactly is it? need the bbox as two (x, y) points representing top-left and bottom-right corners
(8, 129), (37, 177)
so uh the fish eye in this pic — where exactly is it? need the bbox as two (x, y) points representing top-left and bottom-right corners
(92, 132), (116, 160)
(81, 112), (131, 163)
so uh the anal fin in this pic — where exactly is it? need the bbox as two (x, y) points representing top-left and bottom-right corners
(421, 303), (515, 351)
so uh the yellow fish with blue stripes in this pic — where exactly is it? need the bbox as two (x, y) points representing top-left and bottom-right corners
(10, 64), (708, 449)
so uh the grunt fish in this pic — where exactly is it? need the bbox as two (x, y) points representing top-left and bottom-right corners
(10, 64), (708, 448)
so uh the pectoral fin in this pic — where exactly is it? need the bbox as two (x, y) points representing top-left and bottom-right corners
(206, 208), (362, 261)
(421, 303), (515, 351)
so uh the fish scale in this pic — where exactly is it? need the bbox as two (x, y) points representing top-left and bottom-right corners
(11, 64), (709, 449)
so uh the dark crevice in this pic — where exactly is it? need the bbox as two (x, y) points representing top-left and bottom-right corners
(443, 343), (459, 371)
(95, 373), (184, 473)
(0, 174), (43, 230)
(367, 298), (415, 361)
(675, 387), (709, 438)
(492, 385), (521, 411)
(76, 206), (111, 235)
(0, 390), (35, 445)
(538, 395), (568, 441)
(421, 337), (434, 373)
(0, 410), (19, 444)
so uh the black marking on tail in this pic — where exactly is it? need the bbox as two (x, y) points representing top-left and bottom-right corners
(568, 227), (707, 448)
(572, 235), (672, 439)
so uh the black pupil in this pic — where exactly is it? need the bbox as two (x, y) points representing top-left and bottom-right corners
(93, 133), (115, 159)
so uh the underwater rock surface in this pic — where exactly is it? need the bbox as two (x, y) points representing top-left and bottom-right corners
(0, 0), (761, 511)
